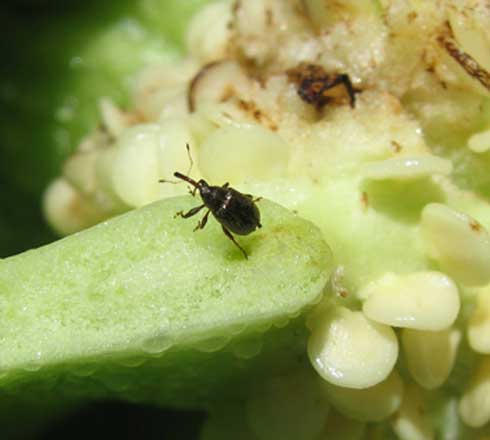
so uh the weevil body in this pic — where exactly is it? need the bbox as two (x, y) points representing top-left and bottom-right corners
(172, 171), (262, 259)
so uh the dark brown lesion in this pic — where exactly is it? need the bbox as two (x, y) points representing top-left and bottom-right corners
(237, 99), (278, 131)
(286, 63), (358, 109)
(437, 22), (490, 92)
(407, 11), (418, 22)
(187, 61), (226, 112)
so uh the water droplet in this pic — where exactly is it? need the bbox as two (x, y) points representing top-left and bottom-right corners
(232, 338), (263, 359)
(253, 322), (272, 333)
(23, 363), (41, 372)
(117, 357), (146, 368)
(103, 375), (130, 392)
(228, 323), (247, 336)
(142, 335), (173, 355)
(196, 336), (230, 353)
(55, 96), (78, 122)
(274, 317), (290, 328)
(73, 364), (97, 377)
(23, 351), (43, 371)
(69, 56), (84, 69)
(288, 308), (303, 319)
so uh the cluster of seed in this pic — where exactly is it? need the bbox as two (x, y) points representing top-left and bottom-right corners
(218, 203), (490, 439)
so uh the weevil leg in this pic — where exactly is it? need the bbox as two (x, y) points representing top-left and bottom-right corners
(194, 209), (211, 231)
(319, 74), (356, 109)
(341, 74), (356, 109)
(159, 178), (180, 184)
(336, 74), (356, 108)
(175, 204), (205, 219)
(244, 194), (262, 203)
(186, 185), (198, 196)
(221, 226), (248, 259)
(222, 182), (229, 188)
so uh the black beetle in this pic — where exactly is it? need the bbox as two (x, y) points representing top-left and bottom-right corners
(161, 147), (262, 259)
(287, 63), (357, 109)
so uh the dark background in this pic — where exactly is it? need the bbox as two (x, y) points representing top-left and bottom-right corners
(41, 402), (205, 439)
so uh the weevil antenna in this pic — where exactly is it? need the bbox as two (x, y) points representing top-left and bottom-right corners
(158, 178), (180, 184)
(185, 142), (194, 178)
(159, 142), (196, 185)
(174, 171), (199, 188)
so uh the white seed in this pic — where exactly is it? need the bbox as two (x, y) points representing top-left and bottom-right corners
(186, 1), (233, 63)
(42, 178), (103, 235)
(187, 110), (220, 145)
(111, 121), (196, 207)
(392, 383), (434, 440)
(111, 124), (161, 207)
(459, 357), (490, 428)
(232, 0), (273, 61)
(132, 59), (198, 120)
(439, 398), (466, 440)
(307, 307), (398, 389)
(468, 288), (490, 353)
(63, 149), (98, 196)
(99, 97), (127, 138)
(303, 0), (379, 30)
(155, 118), (199, 197)
(421, 203), (490, 286)
(246, 370), (329, 440)
(95, 145), (129, 212)
(187, 61), (251, 113)
(323, 371), (404, 422)
(158, 91), (189, 121)
(468, 129), (490, 154)
(191, 101), (259, 135)
(360, 271), (460, 331)
(402, 327), (461, 389)
(198, 124), (290, 184)
(362, 155), (452, 181)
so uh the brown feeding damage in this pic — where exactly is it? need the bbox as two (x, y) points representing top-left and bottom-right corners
(360, 191), (369, 211)
(469, 219), (482, 233)
(237, 99), (278, 131)
(390, 140), (402, 153)
(287, 63), (357, 109)
(437, 23), (490, 92)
